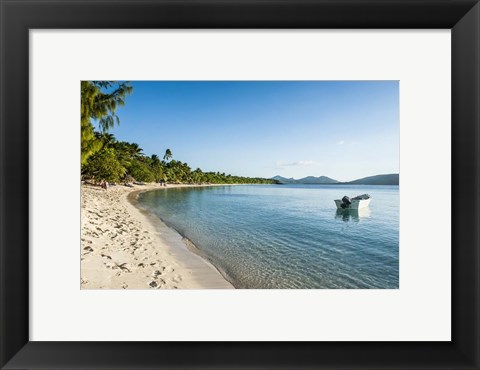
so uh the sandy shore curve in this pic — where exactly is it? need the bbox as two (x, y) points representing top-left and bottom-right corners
(81, 183), (234, 289)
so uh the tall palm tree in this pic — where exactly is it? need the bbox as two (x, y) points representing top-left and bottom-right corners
(81, 81), (133, 165)
(163, 148), (172, 162)
(150, 154), (164, 182)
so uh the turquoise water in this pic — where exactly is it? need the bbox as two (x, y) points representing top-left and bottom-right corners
(137, 185), (399, 289)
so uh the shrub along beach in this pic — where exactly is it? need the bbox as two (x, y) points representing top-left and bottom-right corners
(81, 81), (275, 289)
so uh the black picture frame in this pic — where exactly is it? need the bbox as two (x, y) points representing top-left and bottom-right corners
(1, 0), (479, 369)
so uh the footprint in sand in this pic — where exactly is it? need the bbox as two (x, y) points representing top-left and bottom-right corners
(148, 278), (166, 288)
(171, 275), (182, 283)
(104, 261), (115, 269)
(83, 246), (94, 252)
(113, 262), (131, 272)
(152, 270), (163, 278)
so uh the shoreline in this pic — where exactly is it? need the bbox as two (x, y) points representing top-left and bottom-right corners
(81, 183), (234, 289)
(126, 188), (237, 288)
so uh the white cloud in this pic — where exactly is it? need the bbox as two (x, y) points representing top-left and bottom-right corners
(275, 160), (318, 168)
(337, 140), (345, 145)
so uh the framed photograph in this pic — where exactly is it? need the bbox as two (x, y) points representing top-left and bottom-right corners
(79, 79), (400, 291)
(1, 0), (479, 369)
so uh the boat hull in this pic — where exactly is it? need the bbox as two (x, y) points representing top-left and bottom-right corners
(334, 198), (371, 210)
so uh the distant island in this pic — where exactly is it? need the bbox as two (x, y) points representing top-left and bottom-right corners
(272, 173), (399, 186)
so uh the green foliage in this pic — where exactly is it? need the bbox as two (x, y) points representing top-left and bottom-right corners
(127, 159), (155, 182)
(83, 147), (126, 183)
(82, 134), (277, 184)
(149, 155), (165, 182)
(163, 148), (172, 162)
(81, 81), (132, 165)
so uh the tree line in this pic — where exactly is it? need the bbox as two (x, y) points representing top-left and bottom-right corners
(81, 81), (276, 185)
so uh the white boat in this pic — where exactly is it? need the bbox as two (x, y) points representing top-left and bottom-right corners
(334, 194), (371, 210)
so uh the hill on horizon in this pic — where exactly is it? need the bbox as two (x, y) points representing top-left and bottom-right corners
(272, 175), (339, 184)
(272, 173), (399, 185)
(344, 173), (399, 185)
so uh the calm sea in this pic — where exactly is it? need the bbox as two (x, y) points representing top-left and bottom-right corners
(137, 184), (399, 289)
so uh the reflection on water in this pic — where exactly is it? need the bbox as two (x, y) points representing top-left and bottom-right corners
(335, 207), (371, 222)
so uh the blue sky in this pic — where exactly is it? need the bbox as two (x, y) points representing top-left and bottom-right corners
(106, 81), (399, 182)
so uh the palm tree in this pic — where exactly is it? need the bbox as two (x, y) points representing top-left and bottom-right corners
(163, 148), (172, 162)
(98, 132), (116, 147)
(112, 141), (135, 168)
(81, 81), (133, 164)
(91, 81), (133, 132)
(150, 154), (164, 182)
(128, 143), (143, 158)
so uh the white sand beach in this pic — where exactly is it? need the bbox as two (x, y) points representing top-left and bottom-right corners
(80, 184), (234, 289)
